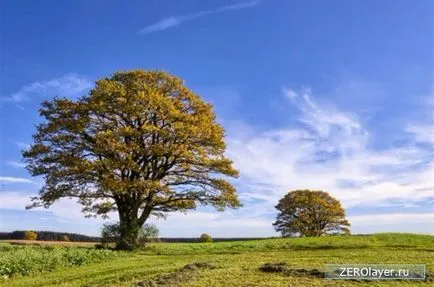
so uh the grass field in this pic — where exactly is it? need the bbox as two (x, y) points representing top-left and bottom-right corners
(1, 233), (433, 287)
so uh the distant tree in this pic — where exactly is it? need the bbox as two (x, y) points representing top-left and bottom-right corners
(199, 233), (213, 243)
(24, 231), (38, 241)
(23, 70), (240, 250)
(137, 223), (160, 246)
(62, 235), (70, 241)
(273, 190), (350, 237)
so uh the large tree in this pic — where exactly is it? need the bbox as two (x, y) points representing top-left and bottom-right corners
(23, 70), (240, 249)
(273, 190), (350, 237)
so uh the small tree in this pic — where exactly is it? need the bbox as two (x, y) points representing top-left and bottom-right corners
(199, 233), (213, 243)
(273, 190), (350, 237)
(62, 235), (70, 241)
(24, 231), (38, 241)
(137, 223), (160, 246)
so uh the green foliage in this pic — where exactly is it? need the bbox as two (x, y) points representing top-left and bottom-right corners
(199, 233), (213, 243)
(0, 244), (119, 278)
(101, 223), (120, 244)
(273, 190), (350, 237)
(23, 231), (37, 241)
(61, 235), (69, 242)
(23, 70), (240, 250)
(137, 224), (160, 246)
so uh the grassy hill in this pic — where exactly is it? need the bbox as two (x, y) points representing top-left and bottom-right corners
(1, 233), (433, 286)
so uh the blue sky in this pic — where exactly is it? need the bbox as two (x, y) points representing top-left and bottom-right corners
(1, 0), (433, 237)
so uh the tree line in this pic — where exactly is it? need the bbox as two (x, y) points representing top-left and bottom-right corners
(0, 231), (101, 242)
(0, 230), (273, 243)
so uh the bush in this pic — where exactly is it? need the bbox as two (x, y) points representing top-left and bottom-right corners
(23, 231), (37, 241)
(137, 224), (160, 247)
(101, 222), (160, 248)
(94, 243), (112, 250)
(199, 233), (213, 243)
(101, 223), (120, 244)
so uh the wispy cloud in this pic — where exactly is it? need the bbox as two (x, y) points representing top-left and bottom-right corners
(406, 124), (434, 144)
(406, 93), (434, 144)
(0, 191), (33, 210)
(7, 161), (27, 168)
(0, 74), (92, 103)
(224, 88), (434, 228)
(16, 142), (30, 149)
(349, 212), (434, 225)
(0, 176), (35, 184)
(138, 0), (260, 35)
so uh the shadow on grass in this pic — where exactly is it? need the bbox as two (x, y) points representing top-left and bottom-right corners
(133, 262), (216, 287)
(259, 262), (324, 278)
(259, 262), (433, 283)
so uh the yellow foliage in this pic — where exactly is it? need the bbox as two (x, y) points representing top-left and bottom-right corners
(23, 70), (240, 250)
(24, 231), (38, 241)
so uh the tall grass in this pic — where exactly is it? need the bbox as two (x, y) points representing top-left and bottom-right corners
(0, 244), (120, 277)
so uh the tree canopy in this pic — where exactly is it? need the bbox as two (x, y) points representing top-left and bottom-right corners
(23, 231), (38, 241)
(23, 70), (240, 249)
(199, 233), (213, 243)
(273, 190), (350, 237)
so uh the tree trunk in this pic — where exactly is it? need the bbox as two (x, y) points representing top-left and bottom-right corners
(116, 204), (141, 250)
(115, 200), (153, 250)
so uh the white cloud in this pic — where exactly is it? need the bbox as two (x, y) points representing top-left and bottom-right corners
(7, 161), (27, 168)
(138, 0), (260, 35)
(406, 124), (434, 144)
(226, 88), (434, 218)
(149, 211), (272, 237)
(0, 74), (92, 103)
(0, 191), (32, 209)
(349, 212), (434, 225)
(0, 176), (35, 184)
(349, 212), (434, 234)
(16, 142), (30, 149)
(0, 191), (112, 224)
(406, 92), (434, 144)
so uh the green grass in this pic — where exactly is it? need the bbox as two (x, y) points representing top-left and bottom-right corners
(1, 233), (433, 287)
(0, 244), (120, 277)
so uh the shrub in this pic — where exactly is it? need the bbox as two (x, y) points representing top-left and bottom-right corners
(101, 223), (120, 244)
(137, 224), (160, 247)
(101, 222), (160, 248)
(23, 231), (37, 241)
(199, 233), (213, 243)
(94, 243), (111, 250)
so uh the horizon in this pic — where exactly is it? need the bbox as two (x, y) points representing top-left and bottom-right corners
(1, 0), (433, 237)
(2, 229), (433, 239)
